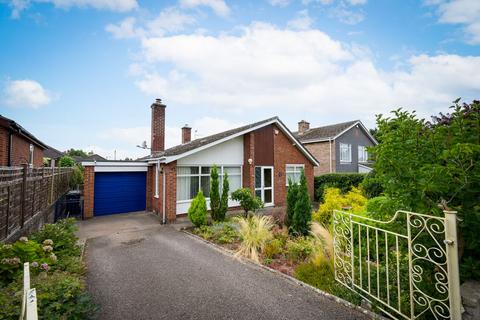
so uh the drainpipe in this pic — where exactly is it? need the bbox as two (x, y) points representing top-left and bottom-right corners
(162, 165), (166, 225)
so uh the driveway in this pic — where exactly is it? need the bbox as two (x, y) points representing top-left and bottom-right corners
(79, 212), (369, 320)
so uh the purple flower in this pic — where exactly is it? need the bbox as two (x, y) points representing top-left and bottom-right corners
(31, 261), (39, 268)
(40, 263), (49, 272)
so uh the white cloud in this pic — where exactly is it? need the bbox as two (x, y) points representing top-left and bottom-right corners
(105, 17), (144, 39)
(329, 5), (364, 25)
(3, 79), (52, 108)
(287, 10), (314, 30)
(346, 0), (367, 5)
(179, 0), (230, 17)
(9, 0), (138, 18)
(131, 22), (480, 127)
(428, 0), (480, 44)
(268, 0), (291, 7)
(147, 7), (196, 36)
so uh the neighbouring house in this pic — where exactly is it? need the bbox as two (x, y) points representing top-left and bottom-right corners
(44, 146), (64, 167)
(72, 154), (107, 163)
(294, 120), (377, 176)
(0, 115), (47, 167)
(82, 99), (319, 222)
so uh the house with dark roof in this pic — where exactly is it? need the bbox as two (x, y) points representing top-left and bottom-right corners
(82, 99), (319, 223)
(0, 115), (48, 167)
(294, 119), (377, 176)
(44, 146), (64, 166)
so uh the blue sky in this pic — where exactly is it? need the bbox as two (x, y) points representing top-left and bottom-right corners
(0, 0), (479, 159)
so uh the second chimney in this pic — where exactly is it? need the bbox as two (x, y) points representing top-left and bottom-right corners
(298, 120), (310, 135)
(151, 98), (166, 154)
(182, 125), (192, 144)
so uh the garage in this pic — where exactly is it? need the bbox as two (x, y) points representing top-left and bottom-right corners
(82, 161), (149, 217)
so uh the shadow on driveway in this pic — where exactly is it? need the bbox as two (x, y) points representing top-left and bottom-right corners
(80, 212), (369, 320)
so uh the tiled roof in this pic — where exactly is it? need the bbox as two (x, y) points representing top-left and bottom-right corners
(143, 117), (278, 160)
(294, 120), (359, 142)
(0, 115), (48, 149)
(44, 146), (64, 159)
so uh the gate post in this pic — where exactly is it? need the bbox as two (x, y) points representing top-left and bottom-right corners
(444, 210), (462, 320)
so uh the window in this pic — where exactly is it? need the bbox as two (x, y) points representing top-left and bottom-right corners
(177, 165), (242, 202)
(286, 164), (304, 185)
(29, 144), (34, 167)
(340, 143), (352, 163)
(358, 146), (368, 163)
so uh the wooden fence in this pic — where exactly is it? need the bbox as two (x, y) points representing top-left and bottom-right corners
(0, 165), (73, 241)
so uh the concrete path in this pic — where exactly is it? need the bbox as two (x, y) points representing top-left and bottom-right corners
(80, 212), (369, 320)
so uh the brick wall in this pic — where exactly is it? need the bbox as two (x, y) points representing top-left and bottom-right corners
(243, 132), (255, 192)
(83, 166), (95, 218)
(0, 127), (8, 166)
(146, 166), (153, 212)
(151, 101), (166, 153)
(10, 134), (45, 167)
(273, 124), (314, 205)
(303, 140), (335, 176)
(163, 161), (177, 222)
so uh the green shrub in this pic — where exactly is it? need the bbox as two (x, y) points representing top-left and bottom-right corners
(286, 178), (298, 227)
(58, 156), (75, 167)
(286, 237), (314, 261)
(188, 191), (208, 227)
(314, 173), (366, 201)
(290, 171), (312, 236)
(31, 218), (81, 258)
(211, 222), (239, 244)
(235, 215), (274, 262)
(70, 165), (84, 189)
(366, 196), (402, 220)
(210, 165), (221, 221)
(219, 172), (229, 221)
(360, 170), (383, 198)
(231, 188), (263, 217)
(263, 238), (283, 259)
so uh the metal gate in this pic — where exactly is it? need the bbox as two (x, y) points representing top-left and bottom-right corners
(333, 209), (461, 320)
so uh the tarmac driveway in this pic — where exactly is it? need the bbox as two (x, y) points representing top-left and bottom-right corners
(79, 212), (369, 320)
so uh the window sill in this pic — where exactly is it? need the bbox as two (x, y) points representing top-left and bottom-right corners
(154, 195), (159, 199)
(340, 161), (352, 164)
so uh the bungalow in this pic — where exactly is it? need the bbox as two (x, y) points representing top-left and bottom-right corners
(82, 99), (319, 223)
(294, 120), (377, 176)
(0, 115), (47, 167)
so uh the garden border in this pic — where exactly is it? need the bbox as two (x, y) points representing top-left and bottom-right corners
(182, 230), (387, 320)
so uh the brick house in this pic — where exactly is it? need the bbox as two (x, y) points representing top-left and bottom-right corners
(82, 99), (319, 223)
(294, 120), (377, 176)
(0, 115), (47, 167)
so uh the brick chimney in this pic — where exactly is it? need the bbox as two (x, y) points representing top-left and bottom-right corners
(298, 120), (310, 135)
(182, 125), (191, 144)
(151, 98), (166, 154)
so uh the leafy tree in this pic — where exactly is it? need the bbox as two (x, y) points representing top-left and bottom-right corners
(210, 165), (221, 221)
(286, 178), (298, 227)
(64, 149), (88, 158)
(290, 170), (312, 236)
(231, 188), (263, 217)
(58, 156), (75, 167)
(372, 99), (480, 280)
(219, 172), (229, 221)
(188, 191), (207, 227)
(70, 165), (84, 189)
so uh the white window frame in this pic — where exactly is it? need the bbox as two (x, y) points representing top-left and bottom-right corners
(29, 144), (34, 168)
(358, 145), (368, 163)
(154, 162), (160, 198)
(340, 143), (352, 163)
(255, 166), (274, 207)
(176, 165), (242, 203)
(285, 164), (304, 186)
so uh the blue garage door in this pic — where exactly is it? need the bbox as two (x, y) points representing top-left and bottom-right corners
(94, 172), (146, 216)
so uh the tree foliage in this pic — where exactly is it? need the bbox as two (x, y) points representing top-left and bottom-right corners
(188, 191), (207, 227)
(209, 165), (221, 221)
(372, 99), (480, 280)
(58, 156), (75, 167)
(231, 188), (263, 217)
(290, 170), (312, 236)
(286, 178), (298, 227)
(64, 149), (88, 158)
(219, 172), (229, 221)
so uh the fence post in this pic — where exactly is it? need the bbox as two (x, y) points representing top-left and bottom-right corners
(20, 164), (28, 227)
(50, 167), (55, 204)
(444, 210), (462, 320)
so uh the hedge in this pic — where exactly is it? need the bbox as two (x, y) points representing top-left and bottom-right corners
(314, 173), (366, 201)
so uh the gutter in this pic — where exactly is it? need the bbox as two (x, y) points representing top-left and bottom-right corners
(329, 138), (333, 173)
(162, 164), (166, 224)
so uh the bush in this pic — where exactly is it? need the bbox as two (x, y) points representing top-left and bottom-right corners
(313, 187), (367, 227)
(235, 215), (274, 262)
(231, 188), (263, 217)
(366, 196), (402, 220)
(70, 165), (84, 189)
(286, 178), (298, 227)
(31, 218), (81, 258)
(286, 237), (314, 261)
(193, 222), (239, 244)
(263, 238), (283, 259)
(210, 165), (221, 221)
(290, 171), (312, 236)
(219, 172), (229, 221)
(360, 170), (383, 198)
(58, 156), (75, 167)
(188, 191), (208, 227)
(314, 173), (366, 201)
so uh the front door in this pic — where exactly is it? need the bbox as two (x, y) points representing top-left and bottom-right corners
(255, 166), (274, 206)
